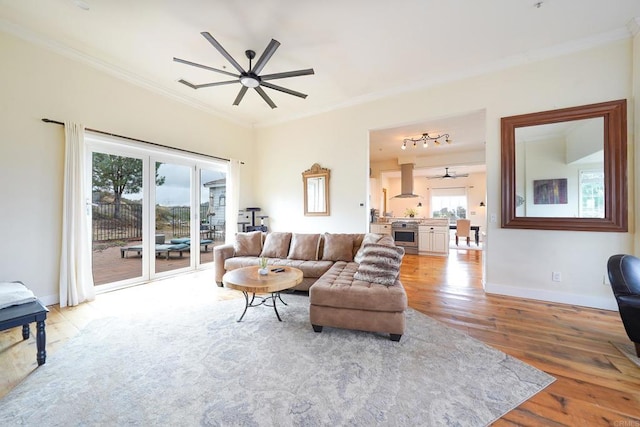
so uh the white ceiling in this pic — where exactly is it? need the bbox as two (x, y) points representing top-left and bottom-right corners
(369, 109), (487, 164)
(1, 0), (639, 132)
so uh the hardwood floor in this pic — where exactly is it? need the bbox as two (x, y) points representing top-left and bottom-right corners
(1, 250), (639, 425)
(403, 250), (640, 426)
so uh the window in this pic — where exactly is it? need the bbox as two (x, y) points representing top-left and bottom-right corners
(431, 187), (468, 224)
(579, 169), (604, 218)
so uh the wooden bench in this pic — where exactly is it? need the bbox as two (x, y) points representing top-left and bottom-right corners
(0, 299), (48, 365)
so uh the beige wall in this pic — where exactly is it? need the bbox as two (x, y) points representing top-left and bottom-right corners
(255, 38), (636, 310)
(1, 29), (637, 311)
(0, 32), (254, 304)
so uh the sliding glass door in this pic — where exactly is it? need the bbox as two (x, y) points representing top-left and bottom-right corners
(87, 133), (228, 290)
(199, 167), (227, 267)
(153, 160), (192, 276)
(91, 150), (146, 286)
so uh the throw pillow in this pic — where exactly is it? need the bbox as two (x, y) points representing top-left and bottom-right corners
(233, 231), (263, 256)
(287, 233), (321, 260)
(321, 233), (354, 262)
(353, 243), (405, 286)
(354, 233), (384, 264)
(260, 232), (292, 259)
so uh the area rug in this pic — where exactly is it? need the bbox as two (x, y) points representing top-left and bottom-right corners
(612, 341), (640, 369)
(0, 294), (554, 426)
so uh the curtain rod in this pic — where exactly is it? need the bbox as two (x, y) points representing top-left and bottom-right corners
(41, 118), (230, 163)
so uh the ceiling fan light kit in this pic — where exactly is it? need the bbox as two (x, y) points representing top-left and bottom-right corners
(401, 132), (452, 150)
(174, 32), (314, 109)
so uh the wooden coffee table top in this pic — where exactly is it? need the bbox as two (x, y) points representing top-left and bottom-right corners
(222, 266), (303, 294)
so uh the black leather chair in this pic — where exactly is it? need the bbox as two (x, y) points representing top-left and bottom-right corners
(607, 254), (640, 357)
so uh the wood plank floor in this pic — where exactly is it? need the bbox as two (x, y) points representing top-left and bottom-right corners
(1, 250), (639, 425)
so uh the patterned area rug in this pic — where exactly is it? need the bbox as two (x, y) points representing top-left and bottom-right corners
(613, 341), (640, 369)
(0, 294), (554, 426)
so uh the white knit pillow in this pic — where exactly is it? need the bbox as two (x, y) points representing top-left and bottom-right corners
(353, 244), (404, 286)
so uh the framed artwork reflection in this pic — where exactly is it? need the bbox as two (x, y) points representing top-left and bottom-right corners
(533, 178), (567, 205)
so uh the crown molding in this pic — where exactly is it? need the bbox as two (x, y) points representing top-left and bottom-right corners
(0, 19), (251, 128)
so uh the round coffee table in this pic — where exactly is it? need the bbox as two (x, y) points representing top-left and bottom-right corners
(222, 266), (303, 322)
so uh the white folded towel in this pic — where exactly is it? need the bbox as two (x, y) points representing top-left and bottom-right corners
(0, 282), (36, 310)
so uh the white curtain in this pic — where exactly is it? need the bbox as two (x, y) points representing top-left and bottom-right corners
(225, 159), (241, 243)
(59, 122), (95, 307)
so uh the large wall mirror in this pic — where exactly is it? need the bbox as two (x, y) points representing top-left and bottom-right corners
(302, 163), (330, 216)
(501, 99), (627, 231)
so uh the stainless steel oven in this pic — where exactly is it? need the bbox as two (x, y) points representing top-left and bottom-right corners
(391, 221), (418, 254)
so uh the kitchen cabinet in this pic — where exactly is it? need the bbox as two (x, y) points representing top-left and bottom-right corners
(370, 223), (392, 235)
(418, 221), (449, 256)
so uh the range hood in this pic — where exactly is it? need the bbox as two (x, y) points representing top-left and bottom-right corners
(393, 163), (419, 198)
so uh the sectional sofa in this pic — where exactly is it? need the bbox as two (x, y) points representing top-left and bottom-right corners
(213, 231), (408, 340)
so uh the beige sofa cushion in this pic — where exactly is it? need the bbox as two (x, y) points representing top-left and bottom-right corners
(354, 244), (405, 286)
(233, 231), (262, 256)
(310, 262), (407, 312)
(224, 257), (334, 279)
(260, 232), (292, 258)
(288, 233), (321, 260)
(321, 233), (354, 262)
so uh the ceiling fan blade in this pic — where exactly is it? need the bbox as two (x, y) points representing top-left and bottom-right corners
(233, 86), (249, 106)
(260, 68), (315, 81)
(254, 86), (277, 109)
(177, 79), (199, 89)
(173, 57), (239, 78)
(251, 39), (280, 75)
(261, 81), (308, 99)
(188, 80), (239, 89)
(200, 32), (246, 74)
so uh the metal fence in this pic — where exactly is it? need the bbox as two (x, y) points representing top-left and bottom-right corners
(92, 203), (211, 242)
(92, 203), (142, 242)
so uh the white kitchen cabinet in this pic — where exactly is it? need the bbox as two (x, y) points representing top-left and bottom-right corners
(370, 223), (392, 235)
(418, 221), (449, 256)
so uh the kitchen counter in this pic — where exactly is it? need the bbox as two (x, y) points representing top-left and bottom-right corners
(372, 217), (449, 225)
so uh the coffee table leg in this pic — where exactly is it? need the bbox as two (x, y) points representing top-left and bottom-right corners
(22, 324), (30, 340)
(277, 292), (288, 306)
(271, 293), (282, 321)
(237, 291), (250, 322)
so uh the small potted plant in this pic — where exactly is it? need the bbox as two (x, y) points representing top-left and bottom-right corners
(404, 207), (418, 218)
(258, 257), (269, 275)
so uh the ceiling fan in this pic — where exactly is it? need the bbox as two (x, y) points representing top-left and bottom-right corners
(174, 32), (315, 109)
(427, 167), (469, 180)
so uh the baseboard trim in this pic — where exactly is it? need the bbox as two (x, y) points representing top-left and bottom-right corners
(484, 282), (618, 311)
(39, 294), (59, 307)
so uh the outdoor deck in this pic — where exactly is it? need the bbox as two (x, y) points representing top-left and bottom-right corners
(92, 239), (226, 285)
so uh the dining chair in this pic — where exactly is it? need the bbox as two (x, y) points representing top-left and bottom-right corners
(455, 219), (471, 246)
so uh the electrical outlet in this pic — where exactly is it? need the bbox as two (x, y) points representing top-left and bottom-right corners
(552, 271), (562, 282)
(603, 274), (610, 286)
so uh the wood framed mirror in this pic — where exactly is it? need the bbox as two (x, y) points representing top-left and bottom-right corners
(501, 99), (627, 232)
(303, 163), (330, 216)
